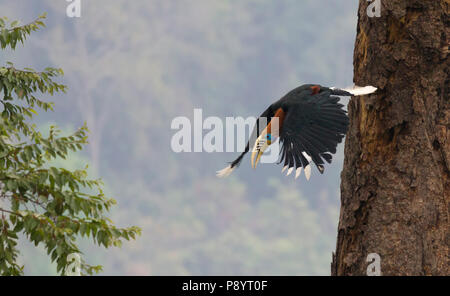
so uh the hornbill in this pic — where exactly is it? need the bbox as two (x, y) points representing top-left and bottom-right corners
(216, 84), (377, 180)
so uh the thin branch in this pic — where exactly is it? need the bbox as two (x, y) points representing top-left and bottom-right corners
(3, 15), (45, 33)
(0, 207), (22, 217)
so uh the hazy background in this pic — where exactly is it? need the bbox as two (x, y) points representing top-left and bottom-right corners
(0, 0), (358, 275)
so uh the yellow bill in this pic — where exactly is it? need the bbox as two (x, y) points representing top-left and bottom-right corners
(251, 129), (272, 168)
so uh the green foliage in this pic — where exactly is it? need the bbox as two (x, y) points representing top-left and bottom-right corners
(0, 15), (141, 276)
(0, 14), (46, 50)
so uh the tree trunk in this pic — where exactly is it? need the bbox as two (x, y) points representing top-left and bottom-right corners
(332, 0), (449, 276)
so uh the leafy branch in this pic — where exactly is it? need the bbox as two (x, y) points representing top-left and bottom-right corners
(0, 14), (141, 276)
(0, 13), (47, 50)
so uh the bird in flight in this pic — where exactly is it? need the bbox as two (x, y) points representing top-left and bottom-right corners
(216, 84), (377, 180)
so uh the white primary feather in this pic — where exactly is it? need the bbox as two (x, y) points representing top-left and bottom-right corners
(216, 165), (235, 178)
(286, 167), (294, 176)
(281, 165), (288, 173)
(304, 165), (311, 180)
(295, 167), (302, 179)
(302, 151), (312, 162)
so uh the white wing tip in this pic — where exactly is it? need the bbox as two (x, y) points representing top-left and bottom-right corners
(302, 152), (312, 162)
(216, 165), (235, 178)
(304, 165), (311, 181)
(295, 167), (302, 179)
(343, 85), (377, 96)
(286, 167), (294, 176)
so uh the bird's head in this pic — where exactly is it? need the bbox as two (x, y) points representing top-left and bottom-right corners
(251, 108), (285, 168)
(251, 131), (273, 168)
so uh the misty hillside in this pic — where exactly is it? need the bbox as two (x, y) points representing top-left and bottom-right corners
(1, 0), (358, 275)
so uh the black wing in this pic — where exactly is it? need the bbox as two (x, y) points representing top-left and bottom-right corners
(279, 91), (348, 175)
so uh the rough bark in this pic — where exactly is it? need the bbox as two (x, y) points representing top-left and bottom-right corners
(332, 0), (449, 276)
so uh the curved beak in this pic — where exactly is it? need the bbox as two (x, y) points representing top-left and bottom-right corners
(251, 131), (271, 168)
(251, 114), (282, 169)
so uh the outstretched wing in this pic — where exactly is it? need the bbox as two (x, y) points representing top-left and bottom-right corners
(279, 91), (348, 179)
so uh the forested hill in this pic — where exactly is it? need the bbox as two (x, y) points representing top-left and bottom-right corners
(2, 0), (358, 275)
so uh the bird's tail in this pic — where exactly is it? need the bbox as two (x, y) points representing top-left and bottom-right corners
(331, 85), (377, 96)
(216, 144), (249, 178)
